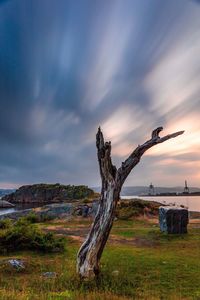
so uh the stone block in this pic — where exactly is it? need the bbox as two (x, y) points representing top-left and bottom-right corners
(159, 206), (188, 234)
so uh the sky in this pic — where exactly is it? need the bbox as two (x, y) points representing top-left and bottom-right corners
(0, 0), (200, 189)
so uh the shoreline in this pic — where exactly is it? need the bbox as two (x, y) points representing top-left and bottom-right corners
(141, 194), (200, 197)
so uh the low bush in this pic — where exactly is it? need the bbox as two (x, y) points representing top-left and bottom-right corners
(0, 219), (12, 229)
(0, 218), (65, 254)
(116, 199), (159, 220)
(21, 212), (55, 224)
(25, 212), (40, 223)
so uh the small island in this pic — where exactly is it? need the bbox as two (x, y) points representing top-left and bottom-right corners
(1, 183), (94, 204)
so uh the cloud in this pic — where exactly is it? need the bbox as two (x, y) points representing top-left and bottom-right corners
(0, 0), (200, 187)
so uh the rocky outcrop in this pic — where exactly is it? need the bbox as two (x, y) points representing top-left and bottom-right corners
(0, 208), (33, 220)
(0, 200), (15, 208)
(2, 184), (94, 204)
(0, 202), (99, 221)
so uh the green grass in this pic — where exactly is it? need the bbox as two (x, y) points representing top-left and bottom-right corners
(0, 218), (200, 299)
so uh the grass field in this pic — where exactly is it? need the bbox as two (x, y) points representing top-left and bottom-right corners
(0, 217), (200, 300)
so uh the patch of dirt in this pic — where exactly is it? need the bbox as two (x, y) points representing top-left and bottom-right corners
(69, 235), (85, 242)
(109, 235), (135, 245)
(44, 225), (132, 245)
(44, 225), (159, 247)
(44, 226), (90, 240)
(189, 219), (200, 224)
(134, 237), (159, 247)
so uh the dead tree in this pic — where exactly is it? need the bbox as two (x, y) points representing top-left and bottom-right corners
(77, 126), (184, 279)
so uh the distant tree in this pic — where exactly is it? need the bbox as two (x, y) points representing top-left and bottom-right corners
(77, 126), (184, 279)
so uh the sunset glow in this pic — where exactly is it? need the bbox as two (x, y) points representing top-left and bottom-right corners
(0, 0), (200, 188)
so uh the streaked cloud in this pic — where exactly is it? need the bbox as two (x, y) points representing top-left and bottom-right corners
(0, 0), (200, 188)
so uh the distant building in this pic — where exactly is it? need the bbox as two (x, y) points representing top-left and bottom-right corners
(183, 180), (189, 194)
(148, 183), (155, 195)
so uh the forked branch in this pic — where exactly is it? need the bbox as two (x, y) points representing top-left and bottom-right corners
(77, 125), (184, 279)
(118, 127), (184, 185)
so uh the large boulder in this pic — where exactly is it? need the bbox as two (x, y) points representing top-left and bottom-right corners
(159, 206), (188, 234)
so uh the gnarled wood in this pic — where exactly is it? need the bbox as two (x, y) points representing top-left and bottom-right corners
(77, 126), (184, 279)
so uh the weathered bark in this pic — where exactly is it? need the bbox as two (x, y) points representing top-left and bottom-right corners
(77, 126), (184, 279)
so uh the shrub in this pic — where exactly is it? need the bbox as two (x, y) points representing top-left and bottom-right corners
(116, 199), (159, 220)
(0, 219), (12, 229)
(25, 212), (40, 223)
(22, 212), (55, 224)
(0, 218), (65, 254)
(18, 212), (55, 224)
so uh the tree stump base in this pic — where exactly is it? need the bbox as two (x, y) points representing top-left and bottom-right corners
(159, 206), (188, 234)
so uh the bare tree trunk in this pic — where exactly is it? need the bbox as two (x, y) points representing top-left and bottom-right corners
(77, 126), (184, 279)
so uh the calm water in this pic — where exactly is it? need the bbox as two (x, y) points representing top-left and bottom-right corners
(121, 195), (200, 212)
(1, 196), (200, 216)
